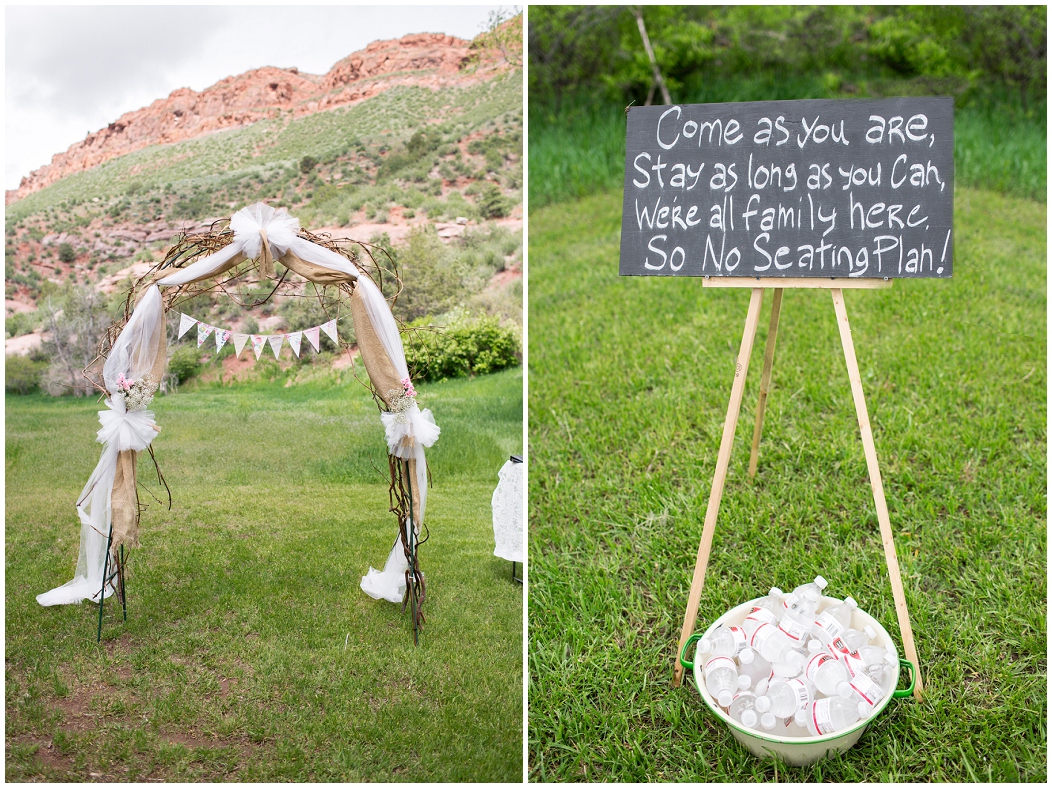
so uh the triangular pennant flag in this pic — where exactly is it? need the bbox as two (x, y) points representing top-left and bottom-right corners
(197, 323), (215, 348)
(251, 335), (266, 360)
(178, 313), (197, 339)
(232, 333), (249, 358)
(287, 331), (302, 357)
(321, 319), (338, 345)
(268, 334), (285, 359)
(304, 326), (321, 352)
(215, 329), (232, 352)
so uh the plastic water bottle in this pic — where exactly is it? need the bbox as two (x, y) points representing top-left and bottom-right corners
(811, 597), (858, 644)
(841, 625), (873, 652)
(838, 670), (886, 711)
(698, 625), (748, 659)
(742, 588), (785, 635)
(750, 623), (806, 670)
(738, 647), (773, 687)
(728, 691), (759, 729)
(772, 659), (802, 679)
(757, 677), (814, 719)
(859, 648), (898, 687)
(802, 696), (863, 736)
(702, 655), (740, 708)
(804, 652), (851, 697)
(786, 576), (828, 615)
(777, 603), (815, 645)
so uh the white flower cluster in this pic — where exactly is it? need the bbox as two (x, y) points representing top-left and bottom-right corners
(118, 373), (158, 412)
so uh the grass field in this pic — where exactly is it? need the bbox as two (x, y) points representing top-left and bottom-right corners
(527, 187), (1045, 781)
(6, 367), (523, 781)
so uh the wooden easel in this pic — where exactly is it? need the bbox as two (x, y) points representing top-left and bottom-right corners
(672, 277), (923, 701)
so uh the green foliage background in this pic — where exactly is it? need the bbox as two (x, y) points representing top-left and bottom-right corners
(528, 5), (1046, 206)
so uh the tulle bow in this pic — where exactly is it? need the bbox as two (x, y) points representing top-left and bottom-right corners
(380, 404), (441, 459)
(230, 203), (300, 261)
(97, 400), (159, 453)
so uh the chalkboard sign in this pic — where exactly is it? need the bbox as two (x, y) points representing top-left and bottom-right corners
(619, 98), (953, 279)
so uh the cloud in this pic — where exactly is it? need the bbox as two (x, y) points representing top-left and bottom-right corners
(5, 4), (512, 190)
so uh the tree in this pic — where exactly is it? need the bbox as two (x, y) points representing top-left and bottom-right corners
(58, 242), (76, 263)
(40, 285), (110, 396)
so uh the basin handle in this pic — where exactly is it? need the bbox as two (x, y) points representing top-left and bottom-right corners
(892, 658), (917, 699)
(678, 633), (705, 672)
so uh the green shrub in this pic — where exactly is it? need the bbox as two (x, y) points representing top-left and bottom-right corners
(478, 184), (511, 219)
(5, 354), (47, 394)
(168, 345), (202, 384)
(57, 242), (76, 263)
(404, 313), (520, 382)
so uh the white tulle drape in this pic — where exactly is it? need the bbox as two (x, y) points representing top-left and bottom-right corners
(37, 286), (165, 606)
(157, 204), (359, 286)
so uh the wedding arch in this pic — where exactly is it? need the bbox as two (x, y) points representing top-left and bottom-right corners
(36, 203), (440, 644)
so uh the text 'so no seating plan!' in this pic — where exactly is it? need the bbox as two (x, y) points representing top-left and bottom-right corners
(619, 97), (953, 279)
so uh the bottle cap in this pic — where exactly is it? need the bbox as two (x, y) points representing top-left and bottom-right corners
(807, 639), (822, 654)
(755, 677), (770, 697)
(755, 695), (772, 713)
(864, 625), (877, 640)
(794, 709), (808, 727)
(698, 637), (713, 654)
(760, 712), (776, 730)
(814, 575), (828, 590)
(738, 674), (752, 690)
(741, 709), (758, 728)
(884, 652), (897, 666)
(717, 689), (734, 708)
(838, 682), (854, 699)
(845, 596), (858, 609)
(858, 701), (873, 719)
(739, 648), (755, 665)
(785, 649), (805, 668)
(770, 586), (784, 598)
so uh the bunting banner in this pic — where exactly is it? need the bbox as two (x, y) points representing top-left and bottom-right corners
(178, 313), (197, 338)
(175, 313), (340, 361)
(196, 323), (214, 347)
(287, 331), (302, 357)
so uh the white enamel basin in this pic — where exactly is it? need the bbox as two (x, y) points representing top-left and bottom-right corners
(680, 597), (915, 767)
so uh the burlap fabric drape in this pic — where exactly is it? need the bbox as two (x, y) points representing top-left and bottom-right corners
(109, 317), (167, 550)
(350, 283), (423, 519)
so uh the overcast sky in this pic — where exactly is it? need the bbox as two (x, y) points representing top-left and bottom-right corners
(5, 4), (513, 191)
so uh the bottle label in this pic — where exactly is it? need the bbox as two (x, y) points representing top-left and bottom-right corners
(812, 698), (836, 735)
(786, 678), (811, 709)
(805, 652), (835, 683)
(703, 655), (736, 680)
(727, 626), (748, 655)
(750, 622), (772, 649)
(840, 649), (866, 678)
(827, 635), (853, 657)
(778, 615), (810, 642)
(745, 606), (778, 628)
(813, 611), (846, 640)
(849, 673), (884, 706)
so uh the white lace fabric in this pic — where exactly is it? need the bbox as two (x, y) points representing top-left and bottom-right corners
(492, 460), (524, 563)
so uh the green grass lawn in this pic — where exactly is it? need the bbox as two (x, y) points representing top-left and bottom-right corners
(6, 367), (523, 781)
(527, 188), (1045, 782)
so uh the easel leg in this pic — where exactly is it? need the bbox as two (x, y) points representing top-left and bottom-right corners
(119, 545), (127, 622)
(673, 288), (764, 687)
(831, 288), (923, 700)
(748, 289), (784, 478)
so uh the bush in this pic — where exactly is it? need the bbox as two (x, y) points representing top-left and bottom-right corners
(404, 313), (520, 382)
(168, 345), (202, 384)
(5, 354), (47, 394)
(300, 155), (318, 174)
(57, 242), (76, 263)
(478, 184), (511, 219)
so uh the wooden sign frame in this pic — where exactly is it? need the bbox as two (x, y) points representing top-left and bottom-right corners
(672, 277), (923, 701)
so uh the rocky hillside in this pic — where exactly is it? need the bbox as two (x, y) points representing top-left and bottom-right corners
(8, 30), (518, 204)
(6, 16), (523, 379)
